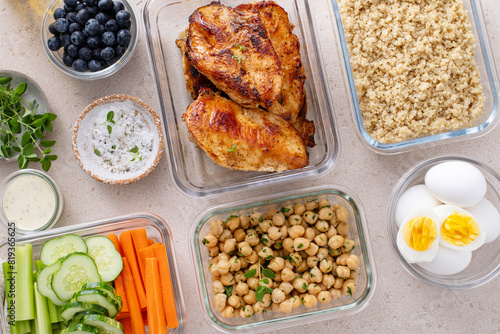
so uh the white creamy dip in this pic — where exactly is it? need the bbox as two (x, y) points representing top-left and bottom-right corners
(2, 174), (56, 231)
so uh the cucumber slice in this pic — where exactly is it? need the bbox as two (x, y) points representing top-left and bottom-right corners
(80, 282), (123, 311)
(40, 235), (88, 266)
(74, 289), (120, 318)
(81, 315), (124, 334)
(52, 253), (101, 301)
(36, 261), (66, 306)
(60, 323), (99, 334)
(60, 302), (108, 323)
(85, 236), (123, 282)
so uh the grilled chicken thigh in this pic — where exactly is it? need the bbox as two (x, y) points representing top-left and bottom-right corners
(183, 90), (309, 172)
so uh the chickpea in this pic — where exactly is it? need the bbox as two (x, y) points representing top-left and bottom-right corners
(326, 225), (337, 238)
(217, 259), (231, 275)
(259, 219), (273, 233)
(247, 277), (259, 290)
(233, 282), (248, 297)
(303, 211), (319, 225)
(289, 252), (302, 267)
(203, 232), (218, 248)
(280, 225), (288, 239)
(293, 237), (310, 252)
(304, 228), (316, 241)
(226, 217), (240, 231)
(281, 205), (293, 217)
(279, 282), (294, 295)
(268, 257), (285, 272)
(234, 271), (245, 283)
(253, 301), (265, 315)
(209, 219), (224, 237)
(223, 238), (237, 254)
(213, 280), (225, 294)
(329, 247), (342, 257)
(239, 257), (249, 269)
(328, 235), (344, 250)
(318, 290), (332, 304)
(307, 256), (320, 268)
(219, 229), (232, 243)
(290, 295), (301, 308)
(240, 215), (250, 229)
(281, 267), (295, 282)
(240, 305), (254, 318)
(269, 212), (284, 227)
(229, 256), (241, 272)
(318, 207), (334, 221)
(342, 239), (355, 253)
(333, 278), (344, 289)
(281, 237), (294, 253)
(304, 242), (319, 256)
(318, 199), (331, 209)
(296, 260), (309, 273)
(346, 254), (360, 270)
(303, 294), (317, 308)
(220, 272), (235, 286)
(336, 253), (350, 266)
(278, 299), (293, 313)
(233, 229), (246, 242)
(250, 212), (263, 226)
(322, 274), (335, 289)
(302, 271), (311, 284)
(221, 305), (235, 318)
(336, 265), (350, 279)
(293, 203), (306, 216)
(210, 264), (221, 278)
(237, 241), (252, 257)
(261, 293), (272, 307)
(228, 295), (241, 308)
(245, 250), (259, 264)
(210, 257), (219, 265)
(213, 293), (227, 312)
(272, 288), (286, 303)
(336, 206), (349, 222)
(330, 288), (342, 300)
(336, 221), (349, 236)
(319, 258), (333, 273)
(261, 234), (275, 247)
(262, 208), (277, 219)
(350, 269), (359, 279)
(292, 278), (309, 293)
(207, 246), (219, 257)
(343, 279), (356, 296)
(245, 230), (260, 246)
(305, 201), (318, 211)
(289, 225), (305, 239)
(243, 290), (257, 304)
(271, 302), (280, 312)
(258, 246), (274, 260)
(308, 283), (321, 296)
(315, 220), (329, 233)
(317, 248), (329, 261)
(288, 214), (303, 226)
(310, 266), (323, 283)
(267, 226), (281, 241)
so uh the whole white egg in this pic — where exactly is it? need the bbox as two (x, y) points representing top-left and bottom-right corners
(418, 246), (472, 276)
(466, 198), (500, 243)
(434, 205), (486, 251)
(396, 208), (440, 263)
(425, 161), (486, 207)
(395, 185), (442, 228)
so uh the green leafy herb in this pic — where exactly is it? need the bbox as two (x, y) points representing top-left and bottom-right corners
(224, 285), (233, 298)
(255, 284), (273, 302)
(0, 77), (57, 171)
(310, 272), (316, 278)
(234, 43), (247, 51)
(130, 146), (139, 153)
(94, 148), (101, 156)
(232, 54), (245, 63)
(202, 238), (209, 245)
(262, 268), (276, 279)
(280, 207), (291, 213)
(129, 145), (143, 162)
(347, 286), (353, 296)
(227, 144), (236, 152)
(302, 282), (307, 291)
(298, 243), (303, 249)
(225, 215), (239, 224)
(244, 269), (257, 278)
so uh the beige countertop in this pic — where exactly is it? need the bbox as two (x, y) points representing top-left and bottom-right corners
(1, 0), (500, 332)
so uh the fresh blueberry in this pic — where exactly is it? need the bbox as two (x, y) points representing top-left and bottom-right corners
(63, 0), (77, 7)
(78, 47), (92, 61)
(101, 31), (115, 46)
(48, 22), (58, 35)
(99, 24), (106, 35)
(67, 43), (79, 58)
(61, 33), (72, 48)
(112, 1), (124, 13)
(105, 56), (119, 66)
(75, 3), (85, 11)
(95, 12), (109, 24)
(64, 4), (75, 12)
(85, 18), (100, 36)
(71, 31), (85, 46)
(100, 46), (115, 60)
(53, 8), (66, 20)
(87, 5), (99, 16)
(72, 59), (88, 72)
(83, 0), (96, 5)
(69, 22), (81, 33)
(62, 52), (75, 66)
(75, 9), (90, 25)
(118, 19), (130, 29)
(114, 44), (126, 57)
(54, 18), (69, 33)
(116, 29), (131, 47)
(86, 36), (101, 49)
(98, 0), (114, 11)
(66, 11), (77, 23)
(47, 36), (62, 51)
(105, 19), (119, 32)
(115, 10), (130, 23)
(92, 48), (102, 60)
(88, 59), (104, 72)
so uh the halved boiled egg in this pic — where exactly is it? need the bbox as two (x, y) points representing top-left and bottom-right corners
(395, 185), (442, 228)
(434, 205), (486, 251)
(418, 246), (472, 276)
(397, 209), (440, 263)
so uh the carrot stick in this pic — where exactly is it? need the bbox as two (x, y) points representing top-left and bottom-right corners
(131, 229), (149, 280)
(120, 231), (147, 309)
(137, 245), (156, 283)
(116, 312), (130, 320)
(122, 257), (146, 334)
(146, 258), (167, 334)
(148, 239), (155, 246)
(120, 317), (133, 334)
(107, 234), (123, 256)
(153, 243), (179, 329)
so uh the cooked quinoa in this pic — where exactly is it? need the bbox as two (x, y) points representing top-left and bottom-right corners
(339, 0), (485, 144)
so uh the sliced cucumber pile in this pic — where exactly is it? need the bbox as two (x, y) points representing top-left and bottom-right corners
(61, 302), (109, 323)
(85, 236), (123, 282)
(81, 314), (124, 334)
(74, 289), (120, 318)
(40, 235), (88, 266)
(36, 261), (66, 306)
(60, 323), (99, 334)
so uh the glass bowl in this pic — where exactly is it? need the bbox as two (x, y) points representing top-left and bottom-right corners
(143, 0), (340, 197)
(331, 0), (499, 153)
(41, 0), (138, 80)
(0, 169), (63, 234)
(387, 155), (500, 289)
(190, 185), (376, 333)
(0, 212), (188, 333)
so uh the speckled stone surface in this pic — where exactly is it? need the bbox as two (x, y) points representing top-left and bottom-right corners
(1, 0), (500, 332)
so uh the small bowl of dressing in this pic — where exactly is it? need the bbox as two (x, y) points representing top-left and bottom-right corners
(0, 169), (63, 234)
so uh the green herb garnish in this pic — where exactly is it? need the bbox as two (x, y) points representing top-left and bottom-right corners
(234, 43), (247, 51)
(232, 54), (245, 63)
(94, 148), (101, 156)
(227, 144), (236, 152)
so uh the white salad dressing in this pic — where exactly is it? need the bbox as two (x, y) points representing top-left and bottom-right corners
(2, 174), (56, 231)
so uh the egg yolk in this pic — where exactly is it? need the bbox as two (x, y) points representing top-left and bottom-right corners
(441, 212), (480, 246)
(403, 217), (437, 251)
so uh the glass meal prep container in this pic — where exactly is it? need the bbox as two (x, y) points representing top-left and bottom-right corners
(0, 212), (188, 334)
(143, 0), (340, 197)
(190, 185), (376, 333)
(331, 0), (499, 154)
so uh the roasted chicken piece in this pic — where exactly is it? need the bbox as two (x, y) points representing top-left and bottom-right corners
(182, 90), (309, 172)
(186, 1), (282, 109)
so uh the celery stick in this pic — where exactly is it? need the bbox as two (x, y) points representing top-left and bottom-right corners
(52, 322), (60, 329)
(35, 260), (45, 273)
(34, 282), (53, 334)
(48, 300), (63, 323)
(31, 319), (38, 334)
(2, 262), (19, 334)
(16, 321), (31, 334)
(15, 244), (35, 321)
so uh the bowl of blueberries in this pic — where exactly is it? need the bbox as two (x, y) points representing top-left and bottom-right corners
(42, 0), (137, 80)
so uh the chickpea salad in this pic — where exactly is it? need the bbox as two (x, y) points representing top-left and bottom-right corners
(202, 199), (361, 319)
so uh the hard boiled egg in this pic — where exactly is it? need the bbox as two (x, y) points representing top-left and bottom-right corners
(466, 198), (500, 243)
(425, 161), (486, 207)
(395, 185), (442, 228)
(397, 209), (440, 263)
(418, 246), (472, 276)
(434, 205), (486, 251)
